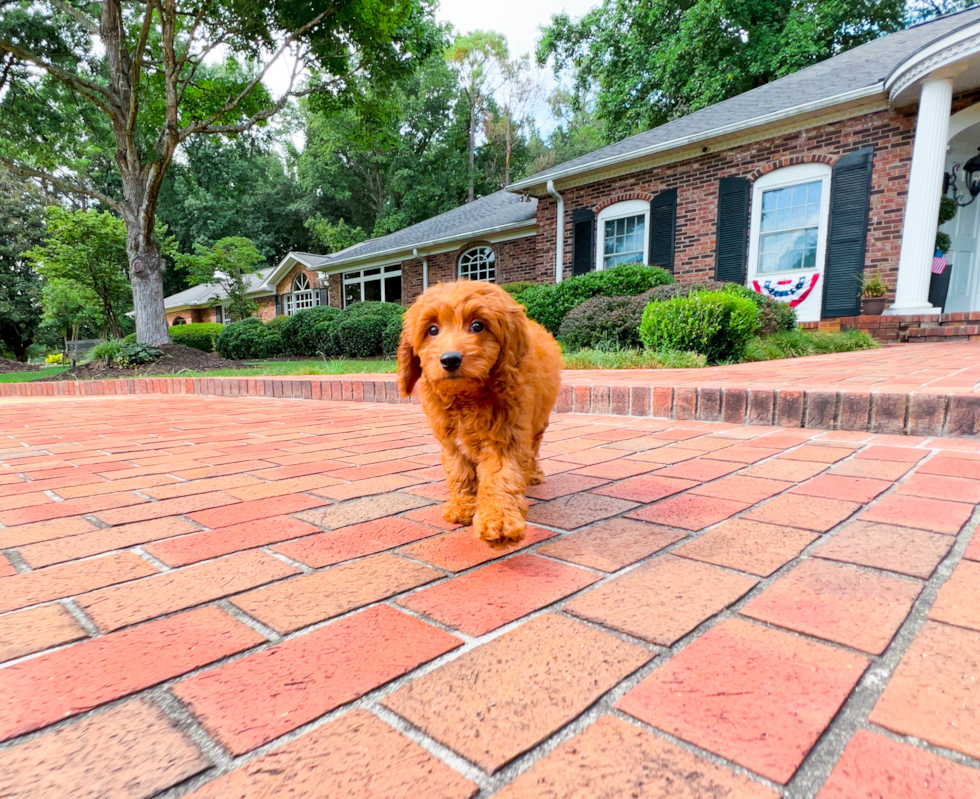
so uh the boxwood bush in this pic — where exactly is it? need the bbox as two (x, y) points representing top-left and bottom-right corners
(640, 292), (760, 363)
(558, 280), (729, 351)
(216, 318), (284, 360)
(168, 322), (224, 353)
(280, 307), (341, 356)
(329, 301), (405, 358)
(721, 283), (797, 336)
(519, 265), (674, 334)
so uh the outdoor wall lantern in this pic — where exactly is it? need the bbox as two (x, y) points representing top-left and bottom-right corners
(945, 147), (980, 207)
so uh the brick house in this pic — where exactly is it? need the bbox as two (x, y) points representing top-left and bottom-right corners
(162, 9), (980, 337)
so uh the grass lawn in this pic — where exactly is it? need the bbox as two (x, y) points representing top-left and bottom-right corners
(0, 367), (70, 383)
(186, 359), (396, 377)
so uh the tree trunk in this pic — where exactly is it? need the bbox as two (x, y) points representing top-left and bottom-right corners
(127, 227), (171, 345)
(504, 111), (512, 188)
(468, 100), (476, 204)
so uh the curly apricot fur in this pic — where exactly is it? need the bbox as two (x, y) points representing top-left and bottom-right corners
(398, 281), (562, 544)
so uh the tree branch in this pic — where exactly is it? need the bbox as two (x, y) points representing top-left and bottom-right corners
(0, 157), (121, 211)
(0, 39), (113, 115)
(126, 1), (156, 143)
(48, 0), (99, 34)
(183, 6), (334, 136)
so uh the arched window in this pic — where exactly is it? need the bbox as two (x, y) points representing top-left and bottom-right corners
(171, 316), (186, 326)
(596, 200), (650, 270)
(458, 246), (496, 282)
(284, 271), (320, 315)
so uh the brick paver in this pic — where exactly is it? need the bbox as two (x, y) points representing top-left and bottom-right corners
(1, 393), (979, 795)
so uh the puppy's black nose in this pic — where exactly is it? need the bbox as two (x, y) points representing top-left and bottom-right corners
(440, 352), (463, 371)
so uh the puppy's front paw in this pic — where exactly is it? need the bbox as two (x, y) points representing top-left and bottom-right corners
(443, 497), (475, 525)
(527, 469), (545, 486)
(474, 506), (526, 545)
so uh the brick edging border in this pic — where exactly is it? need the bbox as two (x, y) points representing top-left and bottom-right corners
(2, 377), (978, 437)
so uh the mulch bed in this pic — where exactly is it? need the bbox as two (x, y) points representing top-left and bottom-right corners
(0, 358), (41, 374)
(37, 345), (252, 381)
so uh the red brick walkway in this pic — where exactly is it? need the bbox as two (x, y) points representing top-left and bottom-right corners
(1, 395), (979, 797)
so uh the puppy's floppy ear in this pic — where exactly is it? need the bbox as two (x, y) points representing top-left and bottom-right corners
(492, 291), (531, 378)
(397, 308), (422, 397)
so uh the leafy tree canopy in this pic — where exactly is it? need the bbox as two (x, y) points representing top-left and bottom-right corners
(177, 236), (265, 322)
(537, 0), (907, 140)
(0, 168), (46, 360)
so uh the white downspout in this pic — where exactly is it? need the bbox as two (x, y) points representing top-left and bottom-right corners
(546, 180), (564, 283)
(413, 247), (428, 291)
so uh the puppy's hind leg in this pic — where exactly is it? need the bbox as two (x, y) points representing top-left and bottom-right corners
(440, 441), (477, 525)
(525, 429), (546, 486)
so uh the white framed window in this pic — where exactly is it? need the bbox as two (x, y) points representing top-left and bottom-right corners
(458, 246), (496, 282)
(171, 316), (186, 326)
(282, 272), (320, 316)
(596, 199), (650, 270)
(748, 164), (832, 275)
(343, 265), (402, 307)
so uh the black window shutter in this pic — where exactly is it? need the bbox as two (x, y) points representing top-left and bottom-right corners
(318, 288), (328, 307)
(572, 208), (595, 276)
(648, 189), (677, 272)
(823, 146), (874, 317)
(275, 295), (282, 316)
(714, 177), (750, 282)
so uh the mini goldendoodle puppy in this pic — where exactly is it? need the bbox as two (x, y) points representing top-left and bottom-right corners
(397, 281), (562, 544)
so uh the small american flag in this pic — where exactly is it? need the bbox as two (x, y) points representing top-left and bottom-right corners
(933, 249), (948, 275)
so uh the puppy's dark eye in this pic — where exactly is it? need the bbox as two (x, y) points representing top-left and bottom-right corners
(470, 321), (484, 333)
(427, 325), (439, 337)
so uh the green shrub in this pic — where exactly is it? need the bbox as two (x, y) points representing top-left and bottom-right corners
(169, 322), (224, 352)
(118, 342), (162, 366)
(280, 306), (341, 356)
(520, 265), (674, 334)
(382, 316), (402, 357)
(721, 283), (797, 336)
(313, 320), (341, 357)
(216, 318), (283, 360)
(561, 347), (706, 370)
(557, 280), (727, 352)
(122, 333), (137, 345)
(265, 315), (291, 334)
(640, 292), (760, 363)
(744, 329), (878, 361)
(344, 301), (404, 323)
(500, 281), (538, 301)
(87, 339), (126, 363)
(336, 314), (388, 358)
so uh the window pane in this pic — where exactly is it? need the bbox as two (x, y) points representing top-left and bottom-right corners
(345, 284), (360, 307)
(385, 276), (402, 303)
(364, 278), (382, 302)
(384, 264), (400, 273)
(364, 268), (381, 276)
(344, 271), (361, 281)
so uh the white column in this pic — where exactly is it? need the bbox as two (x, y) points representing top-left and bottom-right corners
(889, 78), (953, 315)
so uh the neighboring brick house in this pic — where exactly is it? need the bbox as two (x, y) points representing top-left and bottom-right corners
(162, 253), (329, 326)
(162, 9), (980, 334)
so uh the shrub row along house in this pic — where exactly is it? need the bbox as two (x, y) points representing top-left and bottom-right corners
(164, 9), (980, 340)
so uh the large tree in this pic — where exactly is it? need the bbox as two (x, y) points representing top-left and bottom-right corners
(0, 168), (45, 360)
(0, 0), (433, 344)
(538, 0), (906, 141)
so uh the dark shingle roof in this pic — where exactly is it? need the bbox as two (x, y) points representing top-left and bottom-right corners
(316, 191), (537, 269)
(510, 7), (980, 190)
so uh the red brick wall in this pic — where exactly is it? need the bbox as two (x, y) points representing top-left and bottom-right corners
(534, 107), (920, 305)
(327, 274), (343, 309)
(255, 295), (277, 322)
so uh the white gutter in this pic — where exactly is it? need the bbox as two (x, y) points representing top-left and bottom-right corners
(509, 84), (885, 193)
(546, 180), (564, 283)
(413, 248), (428, 291)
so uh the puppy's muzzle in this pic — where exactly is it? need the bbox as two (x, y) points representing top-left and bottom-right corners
(440, 351), (463, 372)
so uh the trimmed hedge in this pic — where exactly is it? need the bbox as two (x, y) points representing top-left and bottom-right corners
(168, 322), (224, 353)
(382, 316), (402, 357)
(518, 264), (674, 334)
(501, 281), (537, 299)
(216, 318), (284, 360)
(336, 314), (388, 358)
(280, 307), (341, 356)
(640, 292), (760, 363)
(317, 302), (405, 359)
(558, 280), (728, 351)
(721, 283), (797, 336)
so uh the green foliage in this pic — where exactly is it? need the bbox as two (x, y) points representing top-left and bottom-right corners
(118, 343), (163, 366)
(26, 208), (133, 339)
(39, 279), (105, 349)
(216, 318), (283, 360)
(561, 347), (706, 370)
(87, 339), (126, 363)
(177, 237), (265, 323)
(744, 329), (878, 361)
(0, 168), (45, 361)
(281, 307), (342, 356)
(538, 0), (905, 141)
(169, 323), (224, 353)
(382, 316), (403, 357)
(640, 292), (761, 363)
(720, 283), (797, 336)
(857, 274), (888, 299)
(521, 265), (675, 334)
(304, 217), (368, 254)
(500, 281), (538, 298)
(336, 315), (389, 358)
